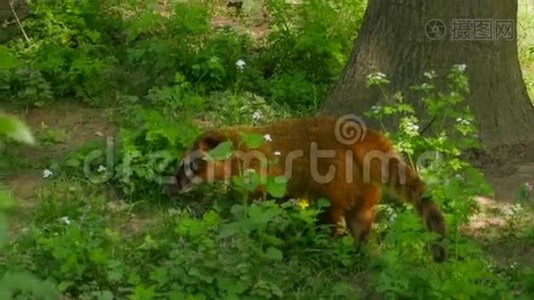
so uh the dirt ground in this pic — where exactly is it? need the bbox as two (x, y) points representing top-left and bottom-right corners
(3, 104), (116, 231)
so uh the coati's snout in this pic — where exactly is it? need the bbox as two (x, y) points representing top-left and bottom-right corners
(171, 131), (234, 194)
(173, 152), (208, 194)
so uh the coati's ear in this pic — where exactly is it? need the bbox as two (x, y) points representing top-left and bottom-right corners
(197, 132), (226, 151)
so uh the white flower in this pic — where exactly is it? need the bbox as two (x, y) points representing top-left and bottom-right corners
(388, 212), (397, 222)
(244, 168), (256, 175)
(263, 134), (272, 142)
(456, 117), (470, 125)
(252, 111), (262, 121)
(97, 165), (106, 173)
(456, 64), (467, 72)
(423, 71), (436, 79)
(366, 72), (389, 86)
(405, 119), (419, 132)
(407, 123), (419, 132)
(274, 151), (281, 156)
(374, 72), (386, 79)
(236, 59), (246, 70)
(370, 105), (381, 113)
(367, 72), (386, 81)
(60, 216), (71, 225)
(243, 169), (256, 183)
(43, 169), (53, 178)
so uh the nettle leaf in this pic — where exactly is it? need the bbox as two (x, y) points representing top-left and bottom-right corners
(263, 247), (283, 261)
(266, 176), (287, 198)
(0, 114), (35, 145)
(0, 45), (21, 70)
(219, 222), (241, 239)
(232, 171), (262, 193)
(208, 141), (233, 160)
(240, 133), (264, 149)
(317, 198), (331, 209)
(217, 276), (246, 297)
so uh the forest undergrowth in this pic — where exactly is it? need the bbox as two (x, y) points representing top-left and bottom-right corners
(1, 1), (534, 299)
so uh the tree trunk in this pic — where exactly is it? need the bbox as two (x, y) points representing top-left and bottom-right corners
(320, 0), (534, 161)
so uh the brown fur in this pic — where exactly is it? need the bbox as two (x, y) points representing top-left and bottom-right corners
(173, 116), (448, 262)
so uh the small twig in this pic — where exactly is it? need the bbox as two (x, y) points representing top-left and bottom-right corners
(419, 115), (437, 136)
(9, 0), (30, 43)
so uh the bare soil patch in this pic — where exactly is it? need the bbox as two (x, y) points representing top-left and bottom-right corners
(11, 103), (116, 161)
(3, 103), (117, 232)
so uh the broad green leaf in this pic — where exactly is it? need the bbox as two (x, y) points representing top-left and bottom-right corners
(217, 276), (246, 298)
(0, 45), (21, 70)
(0, 186), (14, 210)
(230, 204), (245, 218)
(131, 284), (156, 300)
(218, 222), (241, 239)
(266, 176), (287, 198)
(0, 271), (59, 299)
(207, 141), (233, 160)
(264, 247), (283, 261)
(0, 114), (35, 145)
(240, 133), (263, 149)
(317, 198), (331, 209)
(232, 171), (264, 192)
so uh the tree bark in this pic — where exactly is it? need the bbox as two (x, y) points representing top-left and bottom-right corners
(320, 0), (534, 160)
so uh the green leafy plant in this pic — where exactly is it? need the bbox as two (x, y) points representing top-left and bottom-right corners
(11, 0), (118, 104)
(0, 111), (58, 298)
(259, 0), (365, 85)
(363, 66), (510, 298)
(114, 108), (202, 199)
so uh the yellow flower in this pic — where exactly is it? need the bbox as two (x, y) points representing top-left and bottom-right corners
(297, 198), (310, 210)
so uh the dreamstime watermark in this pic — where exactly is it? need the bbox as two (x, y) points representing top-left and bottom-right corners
(175, 144), (445, 192)
(425, 18), (515, 41)
(174, 114), (447, 191)
(79, 114), (448, 193)
(82, 136), (115, 183)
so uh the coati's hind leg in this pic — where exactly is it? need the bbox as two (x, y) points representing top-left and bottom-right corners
(317, 206), (347, 237)
(345, 185), (381, 249)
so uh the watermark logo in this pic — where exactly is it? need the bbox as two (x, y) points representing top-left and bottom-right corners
(425, 18), (514, 41)
(425, 19), (447, 40)
(83, 136), (115, 184)
(334, 114), (367, 145)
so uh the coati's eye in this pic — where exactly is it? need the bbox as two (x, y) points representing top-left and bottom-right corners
(190, 157), (201, 172)
(187, 155), (207, 173)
